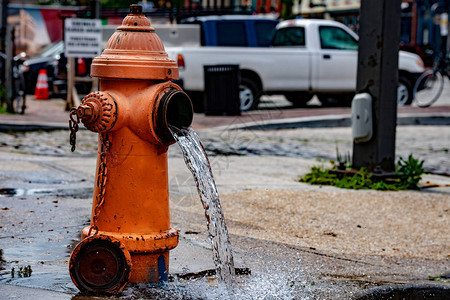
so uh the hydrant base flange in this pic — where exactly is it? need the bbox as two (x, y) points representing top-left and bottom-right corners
(81, 227), (178, 283)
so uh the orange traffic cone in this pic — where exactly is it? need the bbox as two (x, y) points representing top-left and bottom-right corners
(34, 69), (49, 100)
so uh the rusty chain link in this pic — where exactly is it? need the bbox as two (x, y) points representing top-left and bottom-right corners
(69, 108), (80, 152)
(88, 133), (110, 236)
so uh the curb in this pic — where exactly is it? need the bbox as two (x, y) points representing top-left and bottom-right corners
(232, 113), (450, 131)
(0, 122), (70, 132)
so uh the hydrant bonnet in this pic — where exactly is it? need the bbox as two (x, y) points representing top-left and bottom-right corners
(91, 4), (178, 81)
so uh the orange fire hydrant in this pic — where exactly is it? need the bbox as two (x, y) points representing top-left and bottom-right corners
(68, 5), (193, 294)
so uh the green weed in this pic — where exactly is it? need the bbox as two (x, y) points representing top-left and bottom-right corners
(428, 275), (450, 283)
(11, 265), (32, 278)
(396, 154), (426, 190)
(300, 154), (426, 191)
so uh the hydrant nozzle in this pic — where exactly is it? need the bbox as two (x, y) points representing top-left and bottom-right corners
(76, 91), (117, 133)
(76, 104), (94, 119)
(156, 88), (194, 144)
(69, 5), (193, 294)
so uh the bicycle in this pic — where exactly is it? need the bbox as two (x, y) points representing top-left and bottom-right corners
(413, 53), (449, 107)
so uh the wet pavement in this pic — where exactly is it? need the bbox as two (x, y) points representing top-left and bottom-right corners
(0, 94), (449, 299)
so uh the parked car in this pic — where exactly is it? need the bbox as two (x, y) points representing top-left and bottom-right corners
(22, 41), (92, 97)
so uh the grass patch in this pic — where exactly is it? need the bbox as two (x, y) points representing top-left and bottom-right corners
(428, 275), (450, 283)
(300, 154), (426, 191)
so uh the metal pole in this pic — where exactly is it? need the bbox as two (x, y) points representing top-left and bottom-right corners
(66, 56), (75, 110)
(90, 0), (100, 19)
(5, 25), (13, 113)
(1, 0), (8, 90)
(352, 0), (402, 174)
(91, 0), (100, 92)
(0, 0), (7, 52)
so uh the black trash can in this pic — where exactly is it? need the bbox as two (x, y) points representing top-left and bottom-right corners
(203, 65), (240, 116)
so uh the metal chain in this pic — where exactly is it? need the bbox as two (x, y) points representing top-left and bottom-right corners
(88, 133), (110, 236)
(70, 107), (110, 235)
(69, 108), (79, 152)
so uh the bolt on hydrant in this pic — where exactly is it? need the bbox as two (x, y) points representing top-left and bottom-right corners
(68, 5), (193, 294)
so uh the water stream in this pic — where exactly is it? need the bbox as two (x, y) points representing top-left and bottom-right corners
(170, 126), (236, 293)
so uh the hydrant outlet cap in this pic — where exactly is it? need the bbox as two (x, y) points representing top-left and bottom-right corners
(91, 5), (178, 80)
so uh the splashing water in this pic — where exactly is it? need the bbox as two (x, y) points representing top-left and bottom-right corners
(170, 126), (236, 293)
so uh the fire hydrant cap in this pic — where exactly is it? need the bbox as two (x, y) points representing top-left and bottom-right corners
(91, 5), (178, 80)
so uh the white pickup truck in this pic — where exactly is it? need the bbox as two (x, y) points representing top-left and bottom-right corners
(166, 19), (425, 111)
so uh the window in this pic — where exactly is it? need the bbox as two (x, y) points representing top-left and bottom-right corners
(217, 22), (248, 46)
(319, 26), (358, 50)
(255, 21), (277, 47)
(272, 27), (306, 47)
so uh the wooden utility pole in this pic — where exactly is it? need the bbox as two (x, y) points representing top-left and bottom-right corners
(352, 0), (401, 174)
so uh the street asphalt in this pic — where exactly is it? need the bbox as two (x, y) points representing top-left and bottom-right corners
(0, 93), (449, 299)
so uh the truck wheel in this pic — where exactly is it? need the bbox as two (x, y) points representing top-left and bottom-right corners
(397, 76), (413, 106)
(239, 77), (260, 111)
(318, 93), (353, 107)
(284, 92), (313, 107)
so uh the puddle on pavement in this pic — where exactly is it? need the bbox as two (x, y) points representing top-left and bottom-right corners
(0, 188), (93, 199)
(99, 267), (311, 299)
(0, 239), (80, 293)
(0, 184), (94, 294)
(0, 188), (53, 197)
(0, 250), (5, 271)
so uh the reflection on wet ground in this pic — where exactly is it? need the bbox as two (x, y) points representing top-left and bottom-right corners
(0, 250), (5, 271)
(0, 188), (93, 199)
(0, 182), (92, 294)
